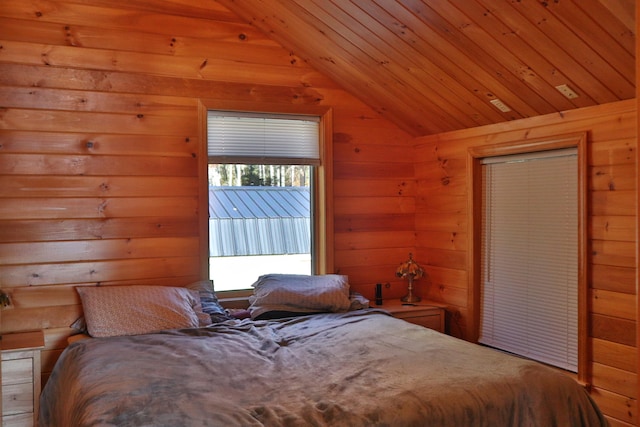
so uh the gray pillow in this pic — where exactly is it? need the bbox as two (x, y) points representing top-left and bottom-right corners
(248, 274), (351, 320)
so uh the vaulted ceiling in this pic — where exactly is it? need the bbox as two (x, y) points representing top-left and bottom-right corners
(217, 0), (635, 137)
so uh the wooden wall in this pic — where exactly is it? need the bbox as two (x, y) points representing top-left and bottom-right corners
(0, 0), (414, 381)
(0, 1), (636, 425)
(414, 100), (637, 426)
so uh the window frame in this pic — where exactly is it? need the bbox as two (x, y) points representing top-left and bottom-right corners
(467, 132), (588, 382)
(197, 100), (333, 299)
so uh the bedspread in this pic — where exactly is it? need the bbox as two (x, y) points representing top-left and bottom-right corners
(40, 310), (607, 426)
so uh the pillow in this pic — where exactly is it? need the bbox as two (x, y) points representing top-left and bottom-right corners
(248, 274), (352, 320)
(349, 292), (370, 310)
(69, 316), (88, 334)
(186, 280), (232, 323)
(76, 285), (211, 338)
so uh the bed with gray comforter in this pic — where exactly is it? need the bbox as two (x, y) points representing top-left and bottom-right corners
(39, 309), (607, 426)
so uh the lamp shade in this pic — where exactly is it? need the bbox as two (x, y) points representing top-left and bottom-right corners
(396, 253), (424, 279)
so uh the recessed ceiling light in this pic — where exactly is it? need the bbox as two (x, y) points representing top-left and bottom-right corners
(555, 84), (579, 99)
(489, 98), (512, 112)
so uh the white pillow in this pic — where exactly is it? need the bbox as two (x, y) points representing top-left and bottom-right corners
(248, 274), (351, 319)
(76, 285), (211, 338)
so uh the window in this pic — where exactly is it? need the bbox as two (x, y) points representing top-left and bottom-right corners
(467, 133), (587, 381)
(206, 111), (321, 292)
(479, 148), (578, 371)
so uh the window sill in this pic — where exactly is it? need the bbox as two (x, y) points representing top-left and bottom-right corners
(218, 294), (251, 309)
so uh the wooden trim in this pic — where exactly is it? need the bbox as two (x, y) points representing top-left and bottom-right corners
(467, 133), (587, 158)
(467, 132), (589, 384)
(197, 101), (210, 280)
(576, 133), (589, 385)
(636, 0), (639, 415)
(315, 108), (335, 274)
(465, 151), (483, 343)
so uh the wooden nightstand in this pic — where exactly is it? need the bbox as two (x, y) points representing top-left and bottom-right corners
(2, 330), (45, 427)
(380, 300), (446, 333)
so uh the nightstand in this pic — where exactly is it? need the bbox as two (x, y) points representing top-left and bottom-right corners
(2, 330), (45, 427)
(381, 300), (446, 333)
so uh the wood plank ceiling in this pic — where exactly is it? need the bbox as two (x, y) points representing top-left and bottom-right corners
(216, 0), (636, 137)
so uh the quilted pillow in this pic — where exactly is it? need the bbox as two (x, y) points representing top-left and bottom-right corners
(248, 274), (352, 320)
(76, 285), (211, 338)
(186, 280), (232, 323)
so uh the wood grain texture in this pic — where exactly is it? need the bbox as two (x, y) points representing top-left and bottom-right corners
(414, 100), (637, 425)
(0, 0), (635, 424)
(590, 386), (637, 427)
(216, 0), (635, 136)
(0, 0), (413, 386)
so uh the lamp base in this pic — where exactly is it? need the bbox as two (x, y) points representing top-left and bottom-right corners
(401, 293), (421, 303)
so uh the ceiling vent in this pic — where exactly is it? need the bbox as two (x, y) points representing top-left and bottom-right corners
(555, 84), (579, 99)
(489, 98), (512, 112)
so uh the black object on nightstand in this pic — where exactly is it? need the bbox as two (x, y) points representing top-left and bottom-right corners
(375, 283), (383, 305)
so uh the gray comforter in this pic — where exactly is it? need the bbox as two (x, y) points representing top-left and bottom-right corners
(40, 310), (607, 426)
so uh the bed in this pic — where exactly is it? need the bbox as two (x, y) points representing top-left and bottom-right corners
(39, 276), (607, 427)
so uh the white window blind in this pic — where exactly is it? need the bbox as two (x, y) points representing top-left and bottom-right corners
(479, 148), (578, 371)
(207, 111), (320, 164)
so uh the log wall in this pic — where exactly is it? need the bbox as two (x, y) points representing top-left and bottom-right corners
(0, 1), (636, 425)
(414, 100), (637, 426)
(0, 0), (414, 382)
